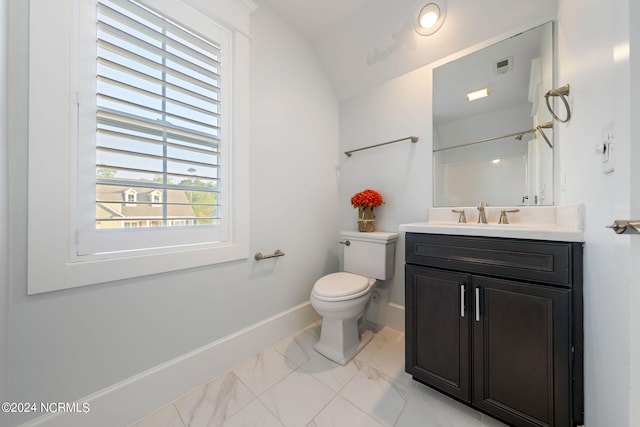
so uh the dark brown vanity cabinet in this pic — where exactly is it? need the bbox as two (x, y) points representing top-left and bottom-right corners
(405, 233), (583, 427)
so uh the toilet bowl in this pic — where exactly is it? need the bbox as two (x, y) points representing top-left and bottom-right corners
(310, 231), (398, 365)
(310, 272), (375, 365)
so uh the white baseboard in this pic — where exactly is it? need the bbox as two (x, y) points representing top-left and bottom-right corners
(21, 302), (320, 427)
(367, 301), (405, 332)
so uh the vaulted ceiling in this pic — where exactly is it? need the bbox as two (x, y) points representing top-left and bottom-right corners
(262, 0), (557, 100)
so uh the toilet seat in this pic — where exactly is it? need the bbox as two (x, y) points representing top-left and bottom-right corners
(312, 272), (373, 302)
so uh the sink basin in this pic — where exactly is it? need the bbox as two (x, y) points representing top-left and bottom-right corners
(400, 204), (584, 242)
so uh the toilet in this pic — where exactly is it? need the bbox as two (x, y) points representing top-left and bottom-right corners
(310, 231), (398, 365)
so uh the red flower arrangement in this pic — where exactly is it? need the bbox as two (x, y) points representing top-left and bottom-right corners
(350, 189), (385, 208)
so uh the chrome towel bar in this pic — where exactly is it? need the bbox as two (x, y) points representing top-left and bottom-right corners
(433, 121), (553, 153)
(345, 136), (418, 157)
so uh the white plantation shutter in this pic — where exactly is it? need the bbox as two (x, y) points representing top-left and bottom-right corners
(96, 0), (221, 227)
(75, 0), (232, 256)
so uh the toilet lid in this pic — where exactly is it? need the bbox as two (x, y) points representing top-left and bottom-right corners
(312, 272), (371, 300)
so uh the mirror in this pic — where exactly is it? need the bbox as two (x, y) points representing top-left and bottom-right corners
(433, 22), (554, 207)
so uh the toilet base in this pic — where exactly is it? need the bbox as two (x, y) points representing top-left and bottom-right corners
(314, 329), (373, 366)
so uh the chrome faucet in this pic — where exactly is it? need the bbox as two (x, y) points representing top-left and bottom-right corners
(452, 209), (467, 223)
(477, 202), (487, 224)
(498, 209), (520, 224)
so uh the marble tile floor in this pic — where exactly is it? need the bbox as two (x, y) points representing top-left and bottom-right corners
(131, 322), (508, 427)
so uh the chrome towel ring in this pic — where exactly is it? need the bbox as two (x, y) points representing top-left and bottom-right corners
(545, 84), (572, 123)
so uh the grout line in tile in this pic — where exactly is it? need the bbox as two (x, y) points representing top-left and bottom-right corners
(306, 393), (340, 427)
(135, 324), (414, 427)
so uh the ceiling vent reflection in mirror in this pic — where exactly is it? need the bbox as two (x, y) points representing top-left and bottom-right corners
(496, 56), (513, 74)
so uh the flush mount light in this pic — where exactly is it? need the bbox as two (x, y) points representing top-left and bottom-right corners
(415, 1), (447, 36)
(466, 87), (490, 102)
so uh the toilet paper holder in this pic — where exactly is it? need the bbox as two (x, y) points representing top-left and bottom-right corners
(255, 249), (285, 260)
(606, 220), (640, 235)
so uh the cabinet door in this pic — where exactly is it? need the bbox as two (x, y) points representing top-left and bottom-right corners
(472, 276), (571, 427)
(406, 265), (470, 401)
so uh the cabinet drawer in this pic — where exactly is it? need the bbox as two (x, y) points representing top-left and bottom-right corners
(406, 233), (572, 286)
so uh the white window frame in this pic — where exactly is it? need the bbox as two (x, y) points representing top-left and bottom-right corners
(27, 0), (253, 295)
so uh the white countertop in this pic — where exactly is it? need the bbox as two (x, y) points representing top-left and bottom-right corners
(399, 204), (585, 242)
(399, 222), (583, 242)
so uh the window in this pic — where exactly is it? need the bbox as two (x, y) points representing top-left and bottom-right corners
(124, 188), (138, 206)
(151, 190), (162, 206)
(27, 0), (252, 294)
(94, 0), (221, 231)
(76, 0), (231, 255)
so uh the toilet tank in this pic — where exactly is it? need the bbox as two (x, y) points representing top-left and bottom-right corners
(341, 231), (398, 280)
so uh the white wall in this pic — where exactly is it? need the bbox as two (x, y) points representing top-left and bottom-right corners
(4, 0), (339, 425)
(629, 1), (640, 424)
(1, 0), (9, 424)
(557, 0), (633, 425)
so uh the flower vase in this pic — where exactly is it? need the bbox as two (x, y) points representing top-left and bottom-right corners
(357, 206), (376, 232)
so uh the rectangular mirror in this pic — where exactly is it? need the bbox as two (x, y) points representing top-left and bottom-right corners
(433, 22), (554, 207)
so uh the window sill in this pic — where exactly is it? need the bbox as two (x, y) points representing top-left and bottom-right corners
(28, 238), (249, 295)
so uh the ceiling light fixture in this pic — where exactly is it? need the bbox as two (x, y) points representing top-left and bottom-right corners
(466, 87), (489, 102)
(415, 1), (447, 36)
